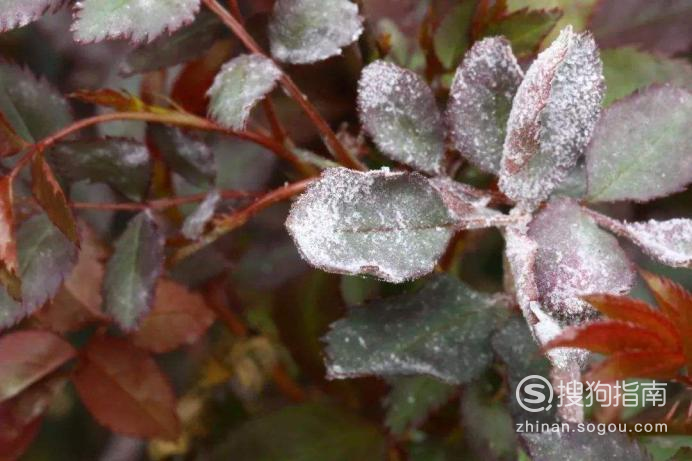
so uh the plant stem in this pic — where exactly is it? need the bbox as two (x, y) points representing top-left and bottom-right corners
(201, 0), (366, 171)
(72, 189), (255, 212)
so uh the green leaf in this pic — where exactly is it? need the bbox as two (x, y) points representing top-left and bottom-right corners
(358, 61), (446, 174)
(209, 403), (385, 461)
(18, 214), (78, 313)
(207, 54), (282, 131)
(446, 37), (523, 174)
(483, 8), (563, 57)
(286, 168), (454, 283)
(269, 0), (364, 64)
(0, 62), (72, 142)
(324, 275), (510, 383)
(0, 0), (64, 33)
(120, 10), (227, 75)
(72, 0), (201, 44)
(103, 211), (164, 331)
(586, 85), (692, 203)
(433, 0), (475, 69)
(507, 0), (597, 46)
(523, 430), (650, 461)
(149, 126), (215, 186)
(48, 138), (152, 201)
(499, 27), (604, 207)
(601, 47), (692, 106)
(384, 376), (456, 435)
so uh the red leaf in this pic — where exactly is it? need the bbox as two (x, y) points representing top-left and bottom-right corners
(545, 321), (670, 355)
(72, 336), (180, 440)
(583, 294), (679, 347)
(131, 279), (215, 354)
(0, 112), (27, 157)
(30, 153), (78, 243)
(0, 176), (17, 274)
(0, 330), (75, 402)
(585, 350), (685, 383)
(70, 89), (147, 112)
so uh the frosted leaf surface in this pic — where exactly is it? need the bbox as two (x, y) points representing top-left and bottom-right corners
(286, 168), (454, 283)
(0, 0), (63, 32)
(149, 126), (216, 187)
(528, 197), (634, 323)
(358, 61), (445, 175)
(73, 0), (200, 44)
(207, 54), (282, 131)
(446, 37), (523, 174)
(586, 85), (692, 203)
(324, 275), (510, 383)
(500, 27), (604, 207)
(523, 430), (650, 461)
(182, 190), (221, 240)
(269, 0), (363, 64)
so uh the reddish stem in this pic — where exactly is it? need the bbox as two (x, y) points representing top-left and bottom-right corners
(72, 189), (255, 212)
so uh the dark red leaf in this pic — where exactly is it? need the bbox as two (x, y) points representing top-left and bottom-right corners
(586, 350), (685, 383)
(545, 321), (670, 355)
(0, 112), (27, 157)
(30, 153), (78, 243)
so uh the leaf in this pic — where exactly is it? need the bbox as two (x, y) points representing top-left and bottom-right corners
(31, 153), (78, 243)
(69, 89), (147, 112)
(324, 274), (510, 383)
(499, 27), (604, 206)
(211, 403), (384, 460)
(506, 0), (597, 46)
(48, 138), (152, 201)
(601, 47), (692, 106)
(207, 54), (282, 131)
(528, 197), (634, 323)
(120, 10), (227, 76)
(18, 214), (78, 314)
(0, 62), (73, 142)
(0, 112), (28, 157)
(640, 271), (690, 323)
(433, 0), (475, 69)
(103, 211), (164, 331)
(0, 0), (64, 33)
(72, 0), (201, 44)
(482, 8), (563, 57)
(131, 279), (215, 354)
(0, 287), (21, 330)
(430, 178), (518, 228)
(384, 376), (456, 435)
(0, 176), (17, 275)
(446, 37), (523, 174)
(620, 219), (692, 269)
(523, 429), (651, 461)
(586, 85), (692, 203)
(545, 321), (670, 354)
(268, 0), (364, 64)
(0, 330), (75, 402)
(586, 350), (684, 382)
(148, 126), (215, 186)
(72, 335), (180, 439)
(286, 168), (454, 283)
(181, 190), (221, 240)
(358, 61), (445, 174)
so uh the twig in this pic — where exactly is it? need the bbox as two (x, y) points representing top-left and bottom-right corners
(72, 189), (255, 212)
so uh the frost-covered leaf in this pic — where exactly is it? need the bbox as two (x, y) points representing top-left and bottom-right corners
(72, 0), (201, 44)
(483, 8), (563, 57)
(0, 0), (64, 33)
(0, 176), (17, 275)
(324, 275), (510, 383)
(0, 330), (75, 402)
(586, 85), (692, 203)
(601, 47), (692, 106)
(446, 37), (523, 174)
(528, 197), (634, 322)
(181, 190), (220, 240)
(500, 27), (604, 207)
(48, 138), (152, 201)
(148, 126), (214, 186)
(384, 376), (456, 435)
(286, 168), (454, 283)
(121, 10), (226, 75)
(358, 61), (446, 174)
(18, 214), (78, 314)
(207, 54), (282, 131)
(523, 430), (650, 461)
(103, 211), (164, 331)
(0, 62), (72, 142)
(433, 1), (475, 69)
(31, 153), (78, 243)
(268, 0), (364, 64)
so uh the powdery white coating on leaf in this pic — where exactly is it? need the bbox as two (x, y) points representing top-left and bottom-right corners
(500, 27), (604, 207)
(0, 0), (63, 32)
(446, 37), (524, 174)
(182, 190), (221, 240)
(286, 168), (454, 283)
(586, 85), (692, 203)
(358, 61), (446, 174)
(528, 197), (634, 323)
(269, 0), (363, 64)
(207, 54), (282, 131)
(523, 429), (651, 461)
(72, 0), (201, 44)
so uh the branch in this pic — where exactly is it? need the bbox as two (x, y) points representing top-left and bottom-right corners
(72, 189), (256, 212)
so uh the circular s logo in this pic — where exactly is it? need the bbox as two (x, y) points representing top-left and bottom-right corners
(516, 375), (553, 412)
